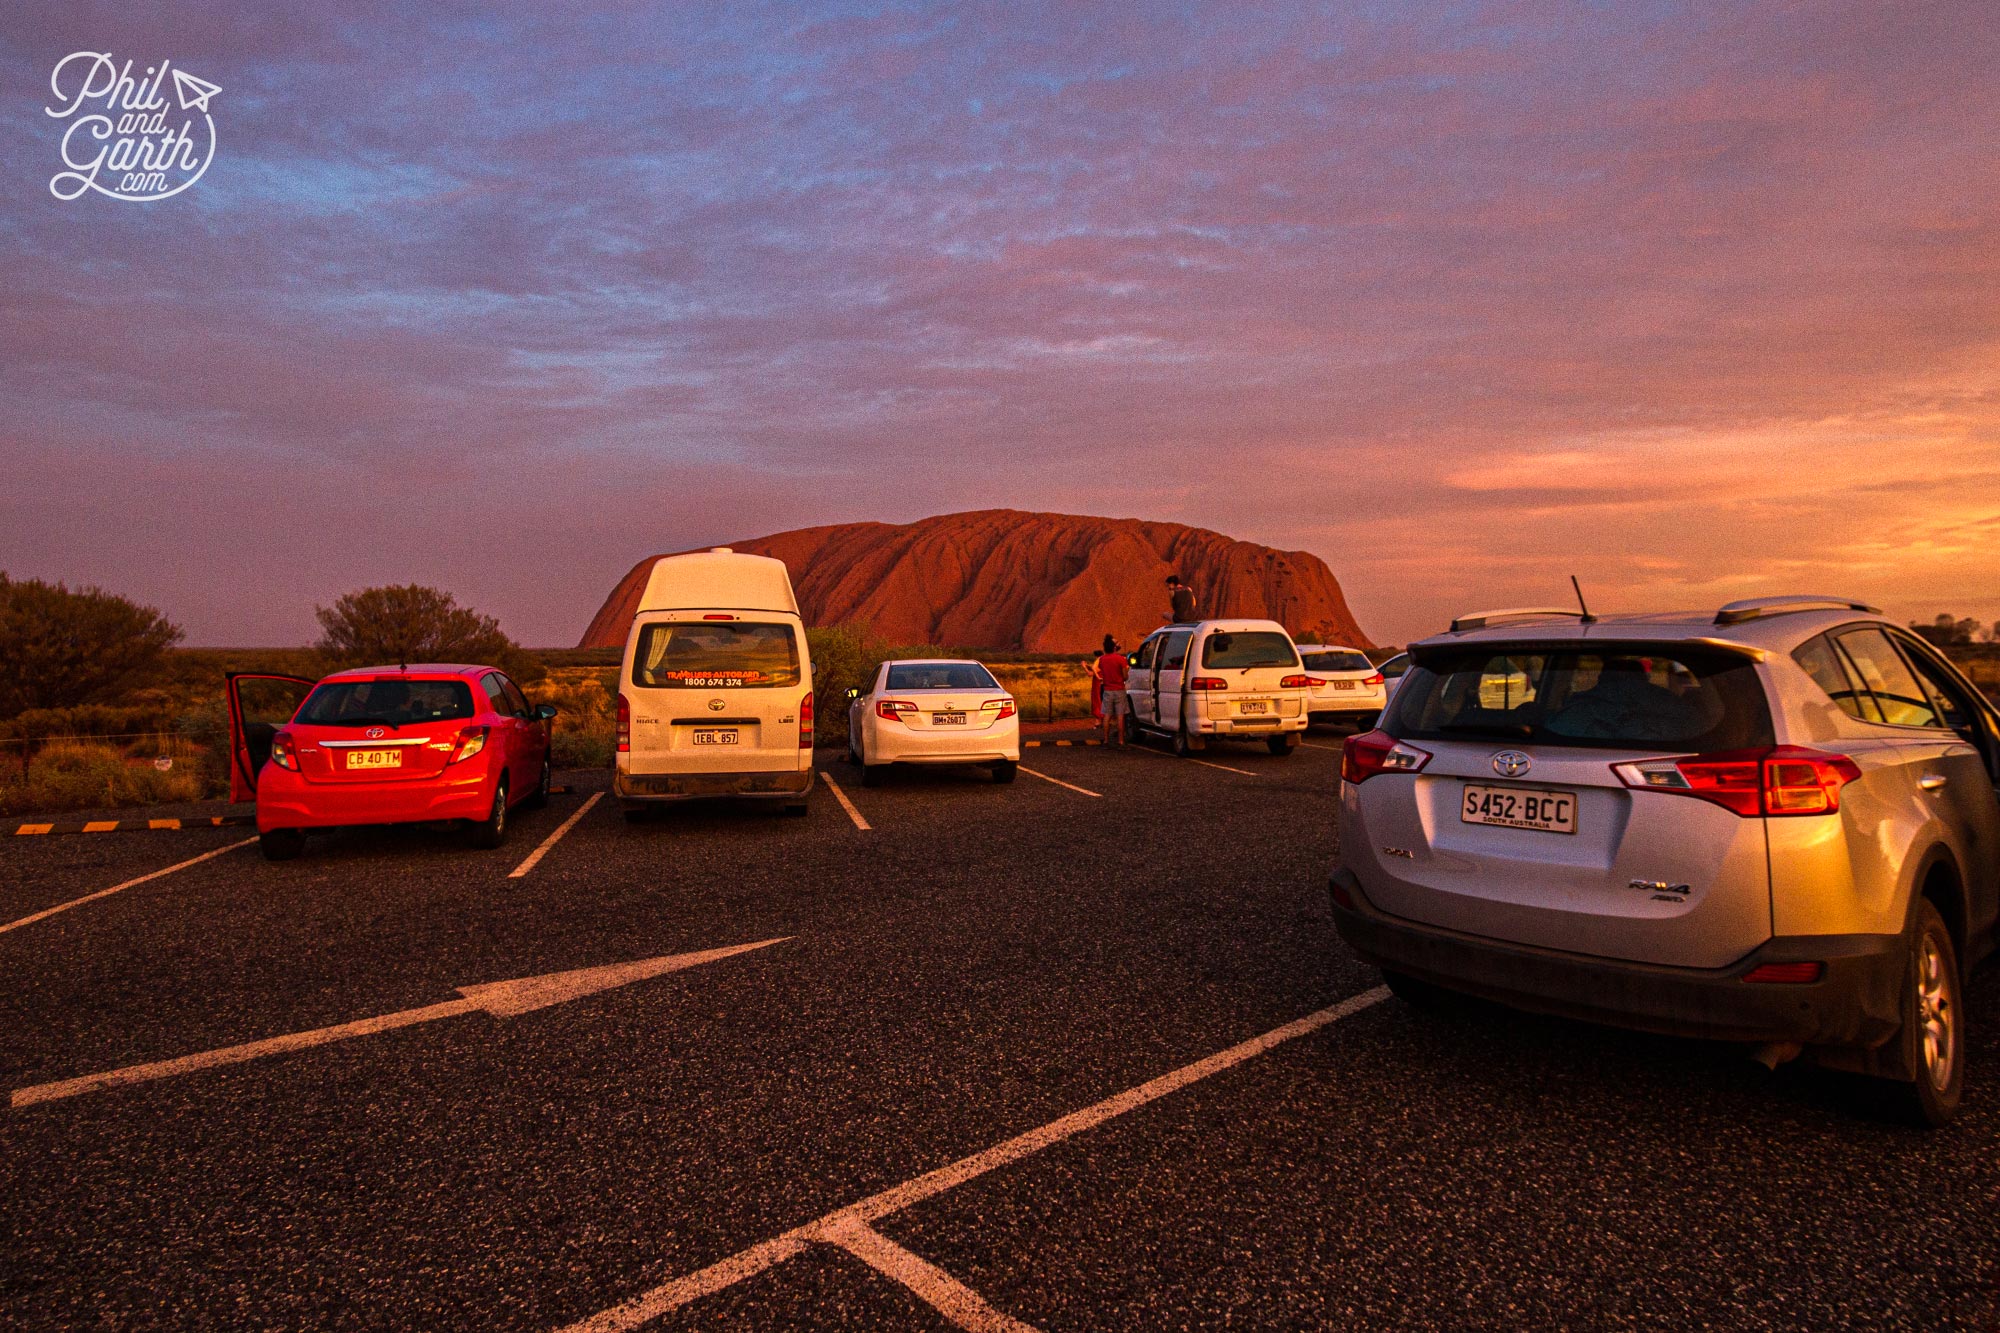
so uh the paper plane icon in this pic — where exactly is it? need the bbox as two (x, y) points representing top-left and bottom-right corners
(172, 68), (220, 113)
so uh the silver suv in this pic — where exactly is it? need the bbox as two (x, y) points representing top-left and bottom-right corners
(1330, 596), (2000, 1124)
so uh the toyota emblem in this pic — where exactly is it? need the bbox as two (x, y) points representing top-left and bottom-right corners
(1491, 750), (1531, 778)
(708, 698), (727, 712)
(366, 726), (387, 739)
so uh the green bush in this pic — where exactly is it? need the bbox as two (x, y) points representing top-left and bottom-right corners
(805, 625), (945, 747)
(0, 741), (205, 816)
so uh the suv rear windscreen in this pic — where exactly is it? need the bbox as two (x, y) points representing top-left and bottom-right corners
(1302, 649), (1372, 673)
(633, 622), (801, 689)
(297, 679), (474, 727)
(1202, 631), (1298, 669)
(1386, 645), (1772, 752)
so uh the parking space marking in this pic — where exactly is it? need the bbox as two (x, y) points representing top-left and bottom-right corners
(12, 938), (789, 1108)
(1018, 766), (1101, 798)
(510, 792), (604, 878)
(555, 986), (1391, 1333)
(0, 836), (257, 939)
(816, 1216), (1042, 1332)
(1298, 740), (1344, 752)
(819, 772), (872, 830)
(1122, 745), (1256, 777)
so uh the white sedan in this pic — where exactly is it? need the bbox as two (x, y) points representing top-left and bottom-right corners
(847, 659), (1019, 786)
(1295, 643), (1387, 727)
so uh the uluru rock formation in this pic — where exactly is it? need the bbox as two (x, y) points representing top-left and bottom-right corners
(579, 510), (1371, 653)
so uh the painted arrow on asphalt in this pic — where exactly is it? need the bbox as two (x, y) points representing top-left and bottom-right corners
(11, 937), (789, 1109)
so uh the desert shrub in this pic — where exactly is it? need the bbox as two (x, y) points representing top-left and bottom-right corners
(804, 625), (946, 746)
(0, 741), (204, 816)
(526, 670), (616, 770)
(314, 584), (544, 683)
(0, 574), (183, 720)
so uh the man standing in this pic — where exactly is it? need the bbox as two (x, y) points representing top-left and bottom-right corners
(1094, 634), (1130, 746)
(1166, 574), (1197, 624)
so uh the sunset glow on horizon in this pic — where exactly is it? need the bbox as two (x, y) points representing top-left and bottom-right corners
(3, 1), (1996, 647)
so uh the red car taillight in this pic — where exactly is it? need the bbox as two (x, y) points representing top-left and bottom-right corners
(1340, 729), (1431, 783)
(1612, 746), (1861, 817)
(799, 691), (814, 748)
(877, 699), (916, 721)
(270, 732), (299, 771)
(1189, 677), (1227, 690)
(448, 725), (490, 765)
(615, 694), (630, 754)
(1279, 674), (1313, 688)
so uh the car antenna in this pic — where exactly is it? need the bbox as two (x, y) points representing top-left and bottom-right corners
(1569, 574), (1598, 624)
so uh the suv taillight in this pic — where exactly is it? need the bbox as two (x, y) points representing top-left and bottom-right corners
(1612, 746), (1860, 817)
(1340, 729), (1431, 783)
(616, 693), (630, 754)
(1189, 677), (1228, 690)
(799, 691), (814, 748)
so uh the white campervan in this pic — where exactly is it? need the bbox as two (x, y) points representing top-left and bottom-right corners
(1124, 619), (1312, 756)
(615, 548), (814, 818)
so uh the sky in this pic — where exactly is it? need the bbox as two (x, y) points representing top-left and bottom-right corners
(2, 1), (1996, 647)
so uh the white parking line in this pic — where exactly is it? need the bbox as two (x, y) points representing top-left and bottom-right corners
(553, 986), (1391, 1332)
(0, 836), (257, 939)
(817, 1216), (1042, 1332)
(1298, 740), (1344, 752)
(1123, 746), (1256, 777)
(819, 771), (871, 830)
(1018, 766), (1101, 798)
(509, 792), (603, 878)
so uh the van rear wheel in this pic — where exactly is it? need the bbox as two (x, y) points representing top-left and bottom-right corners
(1267, 735), (1297, 756)
(1173, 721), (1205, 757)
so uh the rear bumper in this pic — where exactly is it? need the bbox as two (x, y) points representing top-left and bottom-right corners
(1327, 866), (1906, 1050)
(615, 767), (813, 802)
(1309, 707), (1381, 725)
(869, 722), (1020, 764)
(255, 765), (494, 831)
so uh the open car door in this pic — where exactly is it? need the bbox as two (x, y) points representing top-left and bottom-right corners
(226, 673), (317, 802)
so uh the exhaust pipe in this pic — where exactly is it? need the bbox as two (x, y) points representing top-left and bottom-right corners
(1749, 1040), (1802, 1071)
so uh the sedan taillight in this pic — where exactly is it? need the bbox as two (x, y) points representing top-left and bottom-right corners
(1363, 672), (1385, 686)
(877, 700), (917, 721)
(982, 698), (1017, 720)
(448, 726), (490, 765)
(616, 694), (630, 754)
(1340, 729), (1431, 784)
(1280, 674), (1313, 688)
(1611, 746), (1861, 817)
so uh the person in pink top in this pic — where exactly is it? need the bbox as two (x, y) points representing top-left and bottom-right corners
(1092, 635), (1130, 746)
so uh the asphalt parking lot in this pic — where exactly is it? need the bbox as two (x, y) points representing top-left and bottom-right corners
(2, 736), (1997, 1331)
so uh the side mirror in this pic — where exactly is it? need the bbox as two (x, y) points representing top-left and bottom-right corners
(535, 704), (559, 720)
(845, 688), (860, 700)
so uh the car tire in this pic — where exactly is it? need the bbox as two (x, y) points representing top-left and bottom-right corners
(1883, 899), (1965, 1127)
(1382, 969), (1465, 1012)
(1267, 735), (1297, 756)
(259, 828), (305, 861)
(860, 762), (887, 788)
(467, 779), (509, 849)
(1172, 721), (1205, 757)
(524, 756), (552, 809)
(991, 760), (1017, 784)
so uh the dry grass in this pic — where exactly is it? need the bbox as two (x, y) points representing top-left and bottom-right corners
(987, 661), (1096, 722)
(0, 740), (206, 816)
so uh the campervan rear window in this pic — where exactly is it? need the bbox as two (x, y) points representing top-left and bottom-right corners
(633, 622), (801, 689)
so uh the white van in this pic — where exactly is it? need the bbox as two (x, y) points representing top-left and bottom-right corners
(615, 548), (814, 817)
(1125, 619), (1311, 756)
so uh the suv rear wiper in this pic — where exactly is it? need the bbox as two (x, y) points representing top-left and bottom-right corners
(1436, 721), (1534, 738)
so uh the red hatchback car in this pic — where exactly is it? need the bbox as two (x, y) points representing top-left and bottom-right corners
(227, 665), (556, 860)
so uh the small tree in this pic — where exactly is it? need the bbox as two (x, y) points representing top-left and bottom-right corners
(0, 573), (184, 719)
(313, 585), (543, 681)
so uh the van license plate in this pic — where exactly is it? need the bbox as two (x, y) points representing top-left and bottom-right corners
(1461, 785), (1576, 834)
(932, 712), (966, 726)
(692, 730), (739, 745)
(1239, 700), (1269, 714)
(346, 749), (402, 770)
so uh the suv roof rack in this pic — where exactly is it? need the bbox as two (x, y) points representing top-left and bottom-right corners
(1713, 595), (1881, 627)
(1447, 608), (1589, 633)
